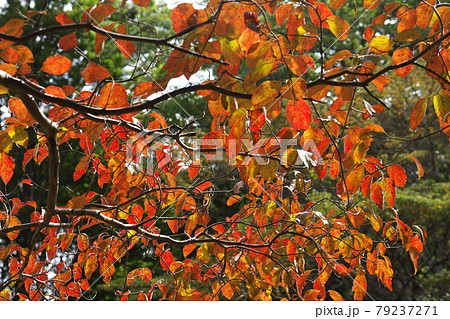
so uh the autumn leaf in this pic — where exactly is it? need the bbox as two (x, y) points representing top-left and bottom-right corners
(41, 55), (71, 75)
(229, 108), (247, 139)
(188, 160), (201, 180)
(286, 99), (311, 131)
(251, 80), (282, 107)
(433, 92), (450, 122)
(97, 83), (128, 109)
(84, 254), (98, 280)
(8, 97), (36, 126)
(370, 35), (394, 54)
(171, 3), (197, 33)
(407, 155), (424, 179)
(58, 32), (78, 51)
(410, 98), (427, 131)
(326, 15), (350, 40)
(387, 164), (407, 187)
(392, 47), (413, 77)
(352, 273), (367, 300)
(0, 152), (15, 184)
(160, 251), (175, 271)
(55, 13), (75, 25)
(116, 24), (136, 58)
(81, 4), (116, 25)
(80, 62), (111, 83)
(133, 0), (150, 7)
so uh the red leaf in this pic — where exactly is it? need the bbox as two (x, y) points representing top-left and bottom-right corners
(58, 32), (77, 51)
(80, 62), (111, 83)
(160, 251), (174, 271)
(55, 13), (75, 25)
(188, 160), (201, 180)
(286, 99), (311, 130)
(370, 180), (383, 209)
(387, 164), (407, 187)
(0, 153), (15, 184)
(41, 55), (71, 75)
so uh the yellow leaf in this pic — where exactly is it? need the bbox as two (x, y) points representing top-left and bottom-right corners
(370, 35), (394, 53)
(229, 108), (247, 139)
(251, 80), (282, 107)
(327, 15), (350, 40)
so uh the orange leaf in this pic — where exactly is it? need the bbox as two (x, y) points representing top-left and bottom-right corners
(370, 180), (383, 209)
(167, 219), (179, 234)
(226, 195), (241, 206)
(4, 215), (21, 240)
(387, 164), (407, 187)
(133, 82), (155, 99)
(81, 4), (116, 24)
(58, 32), (77, 51)
(352, 273), (367, 300)
(344, 165), (364, 195)
(0, 47), (19, 63)
(410, 98), (427, 131)
(116, 24), (136, 58)
(222, 282), (235, 300)
(84, 254), (98, 280)
(407, 155), (424, 179)
(183, 243), (196, 258)
(80, 62), (111, 83)
(392, 47), (413, 77)
(8, 97), (36, 126)
(229, 108), (247, 139)
(384, 177), (396, 207)
(0, 152), (15, 184)
(285, 55), (309, 77)
(286, 99), (311, 131)
(41, 55), (71, 75)
(276, 4), (293, 26)
(171, 3), (197, 33)
(409, 235), (423, 275)
(364, 0), (381, 10)
(329, 290), (345, 301)
(97, 83), (128, 109)
(77, 233), (89, 251)
(126, 268), (153, 285)
(308, 3), (333, 27)
(133, 0), (150, 7)
(251, 80), (282, 107)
